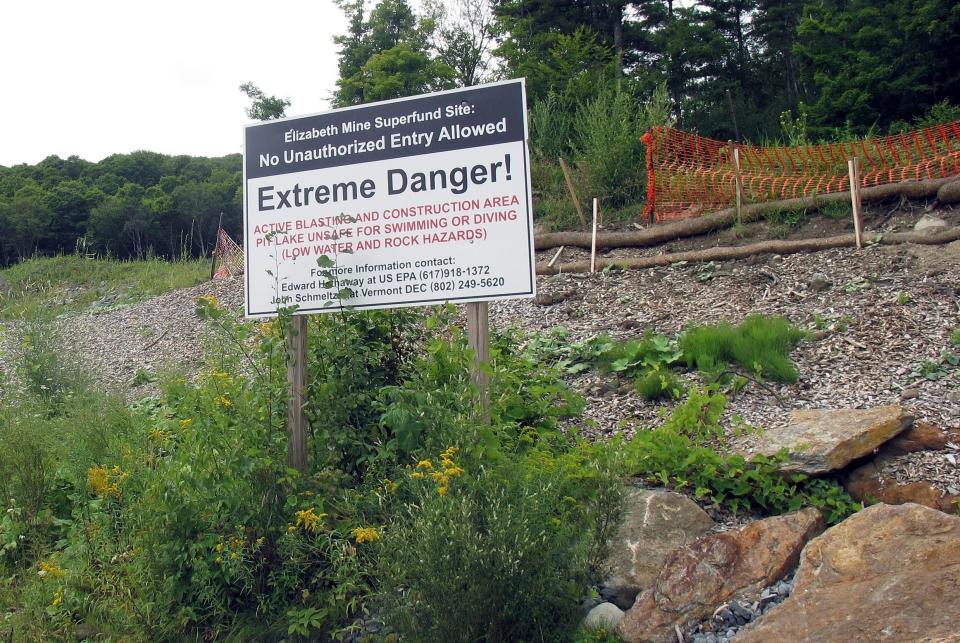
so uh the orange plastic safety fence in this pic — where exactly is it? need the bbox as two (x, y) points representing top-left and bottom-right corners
(212, 227), (244, 279)
(640, 122), (960, 223)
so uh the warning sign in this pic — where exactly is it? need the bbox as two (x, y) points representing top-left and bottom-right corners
(242, 79), (536, 317)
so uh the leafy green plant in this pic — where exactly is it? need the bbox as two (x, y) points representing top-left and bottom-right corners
(622, 390), (859, 523)
(680, 315), (806, 383)
(950, 327), (960, 347)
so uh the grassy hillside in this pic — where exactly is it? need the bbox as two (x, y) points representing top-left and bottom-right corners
(0, 255), (209, 319)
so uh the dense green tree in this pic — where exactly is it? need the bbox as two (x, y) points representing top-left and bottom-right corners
(239, 82), (290, 121)
(6, 182), (54, 260)
(795, 0), (960, 134)
(333, 0), (448, 106)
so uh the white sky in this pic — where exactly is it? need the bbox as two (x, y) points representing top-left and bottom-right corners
(0, 0), (348, 167)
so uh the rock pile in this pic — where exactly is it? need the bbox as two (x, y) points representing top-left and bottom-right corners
(595, 404), (960, 642)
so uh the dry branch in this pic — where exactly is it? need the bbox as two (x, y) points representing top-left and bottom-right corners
(536, 226), (960, 275)
(535, 176), (957, 251)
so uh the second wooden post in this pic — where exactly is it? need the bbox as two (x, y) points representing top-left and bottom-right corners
(286, 315), (308, 472)
(466, 301), (490, 420)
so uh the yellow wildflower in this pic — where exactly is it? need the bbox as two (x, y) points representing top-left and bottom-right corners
(179, 418), (194, 429)
(438, 485), (449, 496)
(230, 552), (239, 560)
(87, 465), (123, 499)
(415, 459), (433, 470)
(51, 588), (63, 607)
(351, 527), (380, 544)
(198, 295), (219, 307)
(410, 471), (425, 480)
(214, 542), (224, 553)
(38, 559), (64, 579)
(215, 395), (232, 408)
(148, 427), (165, 442)
(443, 465), (465, 478)
(258, 321), (275, 336)
(294, 508), (327, 533)
(211, 368), (234, 385)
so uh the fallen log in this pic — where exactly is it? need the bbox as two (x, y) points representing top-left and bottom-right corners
(536, 226), (960, 275)
(937, 178), (960, 205)
(535, 176), (958, 251)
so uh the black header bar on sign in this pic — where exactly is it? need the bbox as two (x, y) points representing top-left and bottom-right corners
(244, 80), (526, 180)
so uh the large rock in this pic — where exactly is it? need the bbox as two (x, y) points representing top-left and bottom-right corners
(616, 508), (824, 643)
(583, 602), (624, 630)
(752, 406), (913, 475)
(738, 503), (960, 642)
(879, 420), (959, 456)
(843, 461), (959, 513)
(602, 489), (715, 609)
(914, 214), (948, 231)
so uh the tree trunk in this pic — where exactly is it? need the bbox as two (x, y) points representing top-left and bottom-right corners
(535, 176), (957, 251)
(537, 226), (960, 275)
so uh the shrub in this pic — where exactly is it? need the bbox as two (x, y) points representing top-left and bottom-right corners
(680, 315), (807, 383)
(378, 444), (622, 643)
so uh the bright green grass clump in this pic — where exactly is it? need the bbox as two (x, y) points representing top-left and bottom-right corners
(0, 254), (209, 319)
(680, 314), (807, 383)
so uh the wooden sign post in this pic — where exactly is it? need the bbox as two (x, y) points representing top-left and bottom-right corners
(466, 301), (490, 420)
(847, 158), (864, 249)
(286, 315), (308, 472)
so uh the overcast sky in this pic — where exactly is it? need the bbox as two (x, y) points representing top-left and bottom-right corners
(0, 0), (348, 167)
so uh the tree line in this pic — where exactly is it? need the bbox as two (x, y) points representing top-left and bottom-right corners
(0, 152), (240, 266)
(328, 0), (959, 139)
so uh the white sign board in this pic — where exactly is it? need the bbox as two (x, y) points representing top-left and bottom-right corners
(242, 80), (536, 317)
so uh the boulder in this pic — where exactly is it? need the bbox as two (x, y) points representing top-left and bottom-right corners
(738, 503), (960, 642)
(617, 508), (824, 643)
(879, 421), (959, 456)
(583, 602), (624, 630)
(807, 273), (832, 293)
(843, 461), (959, 513)
(751, 406), (913, 475)
(914, 214), (948, 231)
(602, 489), (715, 609)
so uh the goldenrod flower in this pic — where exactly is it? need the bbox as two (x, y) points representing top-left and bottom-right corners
(215, 395), (232, 408)
(351, 527), (380, 544)
(294, 508), (327, 533)
(87, 465), (123, 499)
(438, 485), (449, 496)
(51, 588), (63, 607)
(38, 559), (64, 579)
(148, 427), (165, 442)
(179, 418), (194, 429)
(410, 471), (425, 480)
(415, 459), (433, 470)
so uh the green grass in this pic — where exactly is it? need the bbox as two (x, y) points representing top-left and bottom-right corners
(0, 254), (209, 319)
(680, 315), (807, 383)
